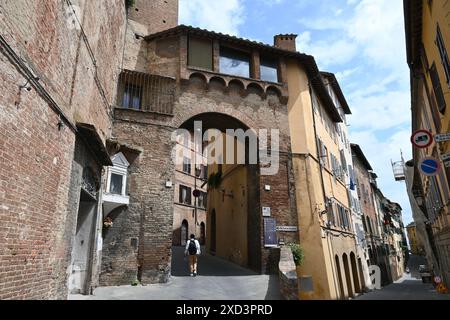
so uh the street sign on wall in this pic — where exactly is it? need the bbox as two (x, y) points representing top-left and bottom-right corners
(441, 153), (450, 162)
(435, 133), (450, 143)
(411, 130), (433, 148)
(419, 157), (441, 176)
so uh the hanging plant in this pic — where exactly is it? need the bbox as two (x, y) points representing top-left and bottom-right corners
(207, 172), (222, 189)
(125, 0), (135, 11)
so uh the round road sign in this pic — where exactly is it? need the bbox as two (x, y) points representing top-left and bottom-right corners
(411, 130), (433, 148)
(193, 189), (201, 198)
(419, 157), (441, 176)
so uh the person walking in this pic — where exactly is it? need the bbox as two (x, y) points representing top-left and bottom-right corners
(185, 234), (201, 277)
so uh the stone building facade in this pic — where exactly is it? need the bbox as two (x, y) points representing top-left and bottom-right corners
(101, 24), (300, 284)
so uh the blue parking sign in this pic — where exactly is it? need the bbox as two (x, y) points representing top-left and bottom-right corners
(419, 157), (441, 176)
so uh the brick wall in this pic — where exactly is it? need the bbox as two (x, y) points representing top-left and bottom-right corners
(0, 0), (126, 299)
(128, 0), (178, 35)
(0, 52), (75, 299)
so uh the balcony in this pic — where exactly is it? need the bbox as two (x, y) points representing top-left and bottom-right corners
(116, 70), (176, 115)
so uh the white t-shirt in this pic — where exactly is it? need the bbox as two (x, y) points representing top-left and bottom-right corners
(185, 239), (201, 255)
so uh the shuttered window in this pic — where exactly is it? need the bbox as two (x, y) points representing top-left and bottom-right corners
(430, 63), (446, 114)
(436, 24), (450, 87)
(188, 37), (213, 71)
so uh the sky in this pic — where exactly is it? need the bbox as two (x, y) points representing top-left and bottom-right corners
(179, 0), (413, 225)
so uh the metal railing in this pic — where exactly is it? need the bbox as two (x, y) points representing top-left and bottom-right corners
(116, 69), (176, 115)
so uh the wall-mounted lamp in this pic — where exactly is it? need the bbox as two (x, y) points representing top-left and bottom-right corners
(57, 115), (65, 131)
(19, 77), (39, 92)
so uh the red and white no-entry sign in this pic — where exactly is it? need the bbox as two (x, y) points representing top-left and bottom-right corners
(411, 130), (433, 148)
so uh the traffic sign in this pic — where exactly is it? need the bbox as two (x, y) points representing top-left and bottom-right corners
(411, 130), (433, 148)
(435, 133), (450, 143)
(442, 153), (450, 162)
(419, 157), (441, 176)
(193, 189), (201, 198)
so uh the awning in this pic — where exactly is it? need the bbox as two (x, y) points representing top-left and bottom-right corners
(76, 123), (113, 166)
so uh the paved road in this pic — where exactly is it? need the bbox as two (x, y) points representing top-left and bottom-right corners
(70, 247), (281, 300)
(357, 255), (450, 300)
(356, 274), (450, 300)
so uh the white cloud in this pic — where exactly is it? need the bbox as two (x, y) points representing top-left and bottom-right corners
(297, 32), (358, 67)
(179, 0), (245, 35)
(346, 0), (407, 72)
(348, 90), (411, 131)
(298, 17), (345, 31)
(350, 129), (414, 224)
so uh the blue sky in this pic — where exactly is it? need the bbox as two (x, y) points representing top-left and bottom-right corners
(180, 0), (413, 225)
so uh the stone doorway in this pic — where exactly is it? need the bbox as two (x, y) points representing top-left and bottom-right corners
(68, 188), (98, 295)
(181, 220), (189, 246)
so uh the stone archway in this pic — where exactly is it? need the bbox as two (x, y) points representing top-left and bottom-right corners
(210, 209), (217, 254)
(177, 112), (262, 271)
(111, 68), (297, 284)
(343, 253), (354, 298)
(350, 252), (361, 294)
(181, 220), (188, 246)
(200, 222), (206, 245)
(335, 255), (345, 299)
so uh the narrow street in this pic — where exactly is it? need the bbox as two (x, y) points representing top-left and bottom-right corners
(357, 255), (450, 300)
(70, 247), (281, 300)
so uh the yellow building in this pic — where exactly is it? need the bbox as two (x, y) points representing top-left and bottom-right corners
(406, 222), (425, 256)
(284, 37), (363, 299)
(405, 0), (450, 288)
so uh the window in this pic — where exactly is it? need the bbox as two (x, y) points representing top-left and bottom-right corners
(326, 198), (335, 226)
(183, 157), (191, 174)
(199, 164), (208, 180)
(323, 146), (329, 169)
(198, 192), (207, 209)
(110, 173), (123, 195)
(106, 152), (130, 197)
(219, 47), (251, 78)
(122, 83), (142, 109)
(260, 56), (278, 82)
(430, 63), (446, 113)
(436, 24), (450, 87)
(362, 215), (367, 232)
(312, 90), (319, 114)
(188, 37), (213, 71)
(340, 150), (347, 174)
(179, 185), (192, 205)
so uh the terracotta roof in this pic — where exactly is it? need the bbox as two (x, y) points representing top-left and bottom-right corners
(320, 71), (352, 114)
(351, 143), (373, 171)
(145, 25), (343, 122)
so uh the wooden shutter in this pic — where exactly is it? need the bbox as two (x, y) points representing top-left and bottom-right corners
(430, 63), (446, 113)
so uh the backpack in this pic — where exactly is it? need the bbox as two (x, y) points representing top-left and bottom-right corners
(188, 240), (197, 255)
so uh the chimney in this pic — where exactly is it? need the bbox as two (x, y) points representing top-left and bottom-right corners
(274, 34), (298, 52)
(128, 0), (179, 35)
